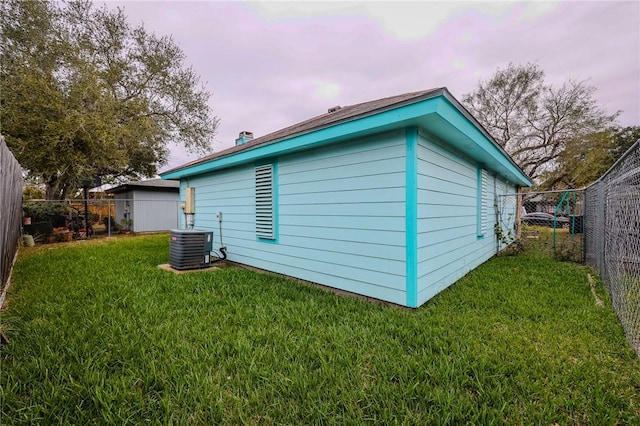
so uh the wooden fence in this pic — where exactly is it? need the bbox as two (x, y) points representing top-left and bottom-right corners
(0, 136), (23, 296)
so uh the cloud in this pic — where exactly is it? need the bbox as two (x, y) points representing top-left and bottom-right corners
(247, 1), (561, 40)
(105, 0), (639, 173)
(311, 79), (341, 100)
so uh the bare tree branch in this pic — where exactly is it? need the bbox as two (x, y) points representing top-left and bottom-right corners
(462, 63), (618, 182)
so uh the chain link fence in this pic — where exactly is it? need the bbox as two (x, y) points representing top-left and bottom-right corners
(494, 141), (639, 356)
(496, 189), (585, 262)
(0, 136), (23, 296)
(584, 140), (639, 356)
(21, 198), (182, 242)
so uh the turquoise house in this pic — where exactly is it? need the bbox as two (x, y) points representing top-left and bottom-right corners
(161, 88), (531, 308)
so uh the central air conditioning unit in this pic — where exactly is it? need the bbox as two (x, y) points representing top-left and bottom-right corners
(169, 229), (213, 270)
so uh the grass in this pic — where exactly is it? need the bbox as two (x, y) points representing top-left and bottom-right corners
(520, 225), (584, 262)
(1, 234), (639, 424)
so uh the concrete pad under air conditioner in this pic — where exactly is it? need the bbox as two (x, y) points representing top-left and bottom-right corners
(157, 264), (220, 274)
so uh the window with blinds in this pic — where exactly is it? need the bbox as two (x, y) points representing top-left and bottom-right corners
(255, 164), (275, 240)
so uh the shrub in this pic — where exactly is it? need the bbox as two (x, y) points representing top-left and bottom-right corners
(103, 216), (117, 229)
(23, 201), (69, 223)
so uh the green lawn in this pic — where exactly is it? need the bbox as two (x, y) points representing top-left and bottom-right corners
(520, 225), (585, 263)
(1, 234), (638, 424)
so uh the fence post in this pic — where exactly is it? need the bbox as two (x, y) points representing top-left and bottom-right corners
(108, 199), (111, 237)
(597, 182), (605, 277)
(584, 187), (589, 263)
(516, 188), (522, 240)
(83, 187), (89, 239)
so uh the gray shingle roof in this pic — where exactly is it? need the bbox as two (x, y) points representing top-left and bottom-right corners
(164, 88), (444, 174)
(105, 178), (179, 194)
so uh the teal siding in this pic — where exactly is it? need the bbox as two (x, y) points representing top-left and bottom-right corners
(416, 131), (517, 306)
(278, 130), (407, 304)
(177, 126), (520, 308)
(181, 130), (408, 305)
(182, 166), (255, 246)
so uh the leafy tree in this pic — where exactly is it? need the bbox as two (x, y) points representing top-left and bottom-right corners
(462, 63), (618, 180)
(23, 201), (69, 223)
(23, 185), (46, 200)
(1, 0), (218, 199)
(539, 125), (640, 189)
(609, 125), (640, 161)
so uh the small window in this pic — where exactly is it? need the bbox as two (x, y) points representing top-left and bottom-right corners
(255, 164), (275, 240)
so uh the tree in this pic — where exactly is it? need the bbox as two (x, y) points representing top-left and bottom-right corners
(462, 63), (618, 181)
(23, 185), (46, 200)
(1, 0), (218, 199)
(538, 125), (640, 189)
(609, 125), (640, 161)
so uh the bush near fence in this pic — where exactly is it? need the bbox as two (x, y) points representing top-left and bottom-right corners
(21, 200), (101, 242)
(22, 198), (181, 240)
(0, 136), (23, 292)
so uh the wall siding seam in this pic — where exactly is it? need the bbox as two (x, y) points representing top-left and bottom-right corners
(279, 130), (404, 158)
(277, 234), (404, 247)
(418, 249), (493, 283)
(280, 156), (406, 174)
(243, 254), (405, 279)
(424, 239), (492, 261)
(273, 248), (405, 264)
(236, 254), (406, 290)
(420, 164), (477, 180)
(282, 224), (405, 231)
(423, 177), (476, 190)
(417, 224), (474, 232)
(421, 235), (479, 249)
(237, 259), (406, 302)
(280, 171), (406, 184)
(421, 202), (476, 208)
(281, 186), (405, 196)
(195, 174), (252, 185)
(418, 187), (476, 196)
(430, 236), (494, 262)
(280, 148), (405, 174)
(284, 213), (403, 218)
(280, 223), (404, 231)
(421, 214), (475, 220)
(280, 201), (403, 206)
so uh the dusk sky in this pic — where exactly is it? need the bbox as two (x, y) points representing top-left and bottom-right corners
(106, 0), (640, 172)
